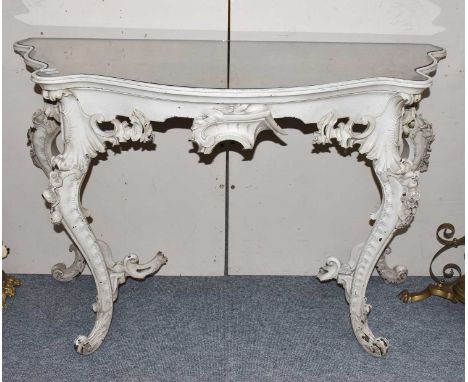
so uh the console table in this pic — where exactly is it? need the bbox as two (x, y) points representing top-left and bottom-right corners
(14, 38), (446, 356)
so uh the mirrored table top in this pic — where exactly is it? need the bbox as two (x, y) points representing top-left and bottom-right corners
(16, 38), (443, 89)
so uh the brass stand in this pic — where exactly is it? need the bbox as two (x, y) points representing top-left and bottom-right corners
(398, 223), (464, 304)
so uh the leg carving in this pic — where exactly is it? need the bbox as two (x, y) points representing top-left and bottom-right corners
(29, 105), (90, 278)
(375, 247), (408, 284)
(373, 110), (434, 283)
(28, 104), (61, 176)
(97, 240), (167, 302)
(44, 167), (114, 354)
(40, 90), (164, 354)
(348, 168), (419, 356)
(51, 244), (86, 282)
(314, 95), (430, 356)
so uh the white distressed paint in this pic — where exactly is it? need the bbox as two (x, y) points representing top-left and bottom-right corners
(14, 35), (444, 356)
(3, 0), (464, 283)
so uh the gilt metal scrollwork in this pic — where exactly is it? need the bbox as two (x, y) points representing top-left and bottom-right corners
(398, 223), (465, 303)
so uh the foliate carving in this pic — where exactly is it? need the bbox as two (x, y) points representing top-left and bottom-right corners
(36, 92), (165, 354)
(318, 243), (363, 302)
(396, 168), (420, 229)
(190, 104), (286, 154)
(28, 106), (61, 176)
(402, 108), (435, 173)
(375, 247), (408, 284)
(51, 244), (86, 282)
(97, 240), (168, 302)
(42, 169), (69, 225)
(50, 92), (153, 172)
(94, 110), (153, 147)
(312, 112), (375, 150)
(312, 97), (406, 173)
(318, 257), (354, 302)
(314, 95), (436, 357)
(312, 112), (400, 173)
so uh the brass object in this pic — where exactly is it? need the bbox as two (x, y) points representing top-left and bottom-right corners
(2, 243), (21, 308)
(398, 223), (464, 304)
(2, 271), (22, 308)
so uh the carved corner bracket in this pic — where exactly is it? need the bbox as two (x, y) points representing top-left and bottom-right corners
(28, 104), (61, 176)
(190, 104), (286, 154)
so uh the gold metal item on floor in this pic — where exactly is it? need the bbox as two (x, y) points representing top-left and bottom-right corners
(3, 271), (22, 308)
(2, 243), (22, 308)
(398, 223), (464, 304)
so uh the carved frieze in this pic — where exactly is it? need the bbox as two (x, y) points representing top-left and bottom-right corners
(191, 104), (286, 154)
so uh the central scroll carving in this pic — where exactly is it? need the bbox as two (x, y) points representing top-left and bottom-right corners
(190, 104), (286, 154)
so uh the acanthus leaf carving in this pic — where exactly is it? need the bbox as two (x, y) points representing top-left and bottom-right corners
(51, 92), (153, 172)
(190, 104), (286, 154)
(312, 96), (406, 173)
(51, 244), (87, 282)
(34, 92), (166, 354)
(28, 105), (61, 175)
(402, 108), (434, 173)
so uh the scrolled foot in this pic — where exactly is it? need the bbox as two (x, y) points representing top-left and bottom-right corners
(123, 251), (168, 279)
(74, 335), (104, 355)
(367, 336), (390, 357)
(352, 312), (390, 357)
(376, 247), (408, 284)
(317, 257), (341, 282)
(51, 244), (86, 282)
(74, 335), (94, 355)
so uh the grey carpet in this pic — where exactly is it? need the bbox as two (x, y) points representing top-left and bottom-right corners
(2, 275), (465, 382)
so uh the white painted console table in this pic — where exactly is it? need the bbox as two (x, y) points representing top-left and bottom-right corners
(14, 38), (445, 356)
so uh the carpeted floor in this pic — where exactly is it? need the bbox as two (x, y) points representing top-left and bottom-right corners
(2, 275), (465, 382)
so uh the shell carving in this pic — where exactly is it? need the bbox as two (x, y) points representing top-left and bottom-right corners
(191, 104), (286, 154)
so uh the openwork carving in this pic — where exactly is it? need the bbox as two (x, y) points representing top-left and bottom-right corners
(33, 91), (166, 354)
(314, 95), (434, 357)
(190, 104), (286, 154)
(97, 240), (167, 302)
(52, 94), (152, 171)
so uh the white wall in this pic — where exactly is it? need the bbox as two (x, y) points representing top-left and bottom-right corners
(3, 0), (228, 276)
(228, 0), (465, 275)
(3, 0), (464, 276)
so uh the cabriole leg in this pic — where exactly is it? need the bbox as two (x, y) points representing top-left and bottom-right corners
(315, 95), (433, 356)
(29, 105), (87, 281)
(44, 166), (114, 354)
(38, 90), (167, 354)
(348, 168), (418, 356)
